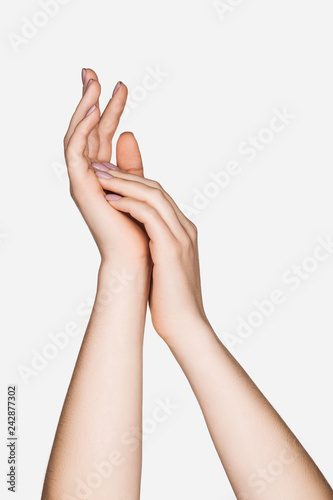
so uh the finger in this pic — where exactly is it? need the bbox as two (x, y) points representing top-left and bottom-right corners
(116, 132), (144, 176)
(65, 107), (100, 181)
(92, 167), (196, 237)
(81, 68), (102, 159)
(81, 68), (99, 98)
(95, 176), (186, 240)
(97, 82), (128, 162)
(105, 196), (177, 248)
(64, 80), (101, 149)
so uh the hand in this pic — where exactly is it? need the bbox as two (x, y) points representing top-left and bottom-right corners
(64, 69), (150, 266)
(94, 169), (208, 341)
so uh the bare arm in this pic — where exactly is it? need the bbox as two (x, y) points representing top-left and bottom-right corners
(168, 321), (332, 499)
(42, 68), (151, 500)
(42, 263), (150, 500)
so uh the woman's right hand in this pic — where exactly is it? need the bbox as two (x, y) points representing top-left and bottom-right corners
(93, 169), (209, 342)
(64, 69), (150, 267)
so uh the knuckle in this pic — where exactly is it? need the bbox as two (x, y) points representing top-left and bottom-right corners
(145, 205), (158, 220)
(188, 221), (198, 239)
(99, 119), (113, 136)
(152, 187), (165, 201)
(180, 234), (193, 251)
(151, 180), (163, 190)
(169, 235), (192, 260)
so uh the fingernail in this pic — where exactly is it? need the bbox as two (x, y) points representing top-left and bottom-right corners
(112, 81), (121, 97)
(95, 170), (114, 179)
(81, 68), (86, 84)
(85, 105), (96, 117)
(101, 162), (120, 171)
(106, 194), (122, 201)
(84, 78), (93, 94)
(91, 162), (111, 172)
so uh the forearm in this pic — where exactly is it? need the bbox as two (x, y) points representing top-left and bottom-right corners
(42, 260), (150, 500)
(167, 320), (332, 500)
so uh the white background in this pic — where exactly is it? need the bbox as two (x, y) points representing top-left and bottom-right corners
(1, 0), (333, 498)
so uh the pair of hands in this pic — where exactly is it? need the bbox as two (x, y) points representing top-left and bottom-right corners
(64, 68), (207, 341)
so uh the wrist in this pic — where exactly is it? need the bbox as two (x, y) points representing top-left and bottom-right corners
(157, 312), (214, 348)
(165, 317), (220, 360)
(99, 255), (151, 279)
(97, 257), (151, 300)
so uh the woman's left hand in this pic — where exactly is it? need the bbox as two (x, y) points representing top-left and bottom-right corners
(64, 69), (150, 266)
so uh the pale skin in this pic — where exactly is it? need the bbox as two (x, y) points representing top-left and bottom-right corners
(41, 69), (333, 500)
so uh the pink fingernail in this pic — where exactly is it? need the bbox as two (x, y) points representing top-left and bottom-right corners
(95, 170), (113, 179)
(85, 105), (96, 117)
(84, 78), (93, 94)
(91, 162), (111, 172)
(112, 81), (121, 97)
(106, 194), (122, 201)
(101, 162), (120, 170)
(81, 68), (86, 84)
